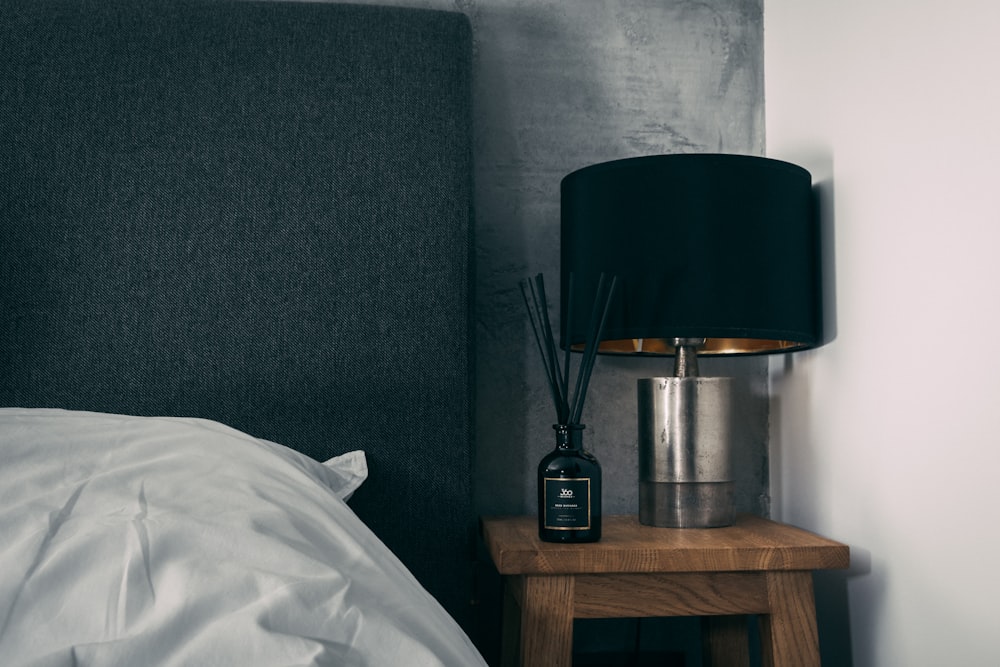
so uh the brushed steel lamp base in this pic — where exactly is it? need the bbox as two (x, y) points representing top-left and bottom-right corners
(637, 339), (736, 528)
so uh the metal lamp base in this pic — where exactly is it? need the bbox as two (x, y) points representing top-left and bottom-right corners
(639, 481), (734, 528)
(637, 376), (737, 528)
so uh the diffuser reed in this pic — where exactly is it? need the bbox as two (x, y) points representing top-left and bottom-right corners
(519, 272), (617, 426)
(521, 272), (616, 543)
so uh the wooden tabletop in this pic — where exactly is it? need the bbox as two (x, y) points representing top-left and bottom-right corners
(481, 514), (849, 575)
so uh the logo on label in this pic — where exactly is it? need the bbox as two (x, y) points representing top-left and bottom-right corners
(559, 488), (574, 499)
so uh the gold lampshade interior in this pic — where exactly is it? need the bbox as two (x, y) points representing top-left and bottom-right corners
(572, 337), (805, 355)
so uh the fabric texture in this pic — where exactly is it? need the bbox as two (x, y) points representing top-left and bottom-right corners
(0, 0), (475, 626)
(0, 409), (486, 666)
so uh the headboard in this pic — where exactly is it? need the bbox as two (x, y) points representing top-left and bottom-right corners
(0, 0), (475, 628)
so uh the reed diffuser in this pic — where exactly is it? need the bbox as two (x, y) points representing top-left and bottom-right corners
(520, 272), (616, 543)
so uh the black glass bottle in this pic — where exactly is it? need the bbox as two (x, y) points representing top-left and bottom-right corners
(537, 424), (602, 542)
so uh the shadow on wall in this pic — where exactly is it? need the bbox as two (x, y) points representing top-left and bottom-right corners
(769, 168), (838, 518)
(815, 546), (876, 666)
(769, 154), (865, 665)
(817, 177), (839, 346)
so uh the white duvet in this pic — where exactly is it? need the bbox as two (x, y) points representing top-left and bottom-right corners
(0, 409), (486, 667)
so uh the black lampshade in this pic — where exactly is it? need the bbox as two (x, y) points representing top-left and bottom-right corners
(560, 153), (819, 356)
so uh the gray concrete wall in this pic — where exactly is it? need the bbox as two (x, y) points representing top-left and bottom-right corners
(355, 0), (770, 519)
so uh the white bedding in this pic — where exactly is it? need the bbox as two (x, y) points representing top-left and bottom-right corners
(0, 409), (486, 667)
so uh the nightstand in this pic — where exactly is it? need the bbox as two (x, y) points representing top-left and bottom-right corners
(481, 514), (849, 667)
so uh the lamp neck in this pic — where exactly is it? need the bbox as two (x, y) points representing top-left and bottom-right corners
(672, 338), (706, 378)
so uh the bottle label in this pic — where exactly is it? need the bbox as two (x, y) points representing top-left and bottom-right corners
(542, 477), (591, 530)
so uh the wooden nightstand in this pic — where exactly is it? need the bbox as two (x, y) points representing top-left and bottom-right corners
(481, 514), (849, 667)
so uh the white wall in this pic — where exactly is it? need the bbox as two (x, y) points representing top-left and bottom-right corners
(765, 1), (1000, 665)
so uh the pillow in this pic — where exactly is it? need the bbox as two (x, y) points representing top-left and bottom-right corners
(0, 408), (486, 666)
(256, 438), (368, 500)
(322, 449), (368, 499)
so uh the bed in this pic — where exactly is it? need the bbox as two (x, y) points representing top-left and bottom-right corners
(0, 1), (482, 664)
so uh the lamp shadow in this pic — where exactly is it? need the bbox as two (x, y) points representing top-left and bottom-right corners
(815, 545), (873, 667)
(815, 173), (838, 346)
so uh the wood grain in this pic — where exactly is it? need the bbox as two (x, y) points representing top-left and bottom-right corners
(574, 572), (769, 617)
(482, 514), (849, 667)
(760, 571), (821, 667)
(518, 575), (574, 667)
(482, 514), (850, 575)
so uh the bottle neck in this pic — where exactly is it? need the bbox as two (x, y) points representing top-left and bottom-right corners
(553, 424), (584, 450)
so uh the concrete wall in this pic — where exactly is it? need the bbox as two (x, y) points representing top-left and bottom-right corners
(766, 1), (1000, 665)
(355, 0), (770, 520)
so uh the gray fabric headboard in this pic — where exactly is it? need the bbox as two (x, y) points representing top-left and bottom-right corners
(1, 0), (475, 628)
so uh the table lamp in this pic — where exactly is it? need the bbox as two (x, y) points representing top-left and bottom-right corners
(560, 153), (819, 528)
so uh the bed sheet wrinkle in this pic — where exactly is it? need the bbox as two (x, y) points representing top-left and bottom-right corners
(257, 589), (366, 666)
(0, 480), (89, 643)
(110, 480), (155, 635)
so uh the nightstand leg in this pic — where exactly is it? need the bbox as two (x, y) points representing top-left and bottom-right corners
(519, 575), (574, 667)
(759, 571), (820, 667)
